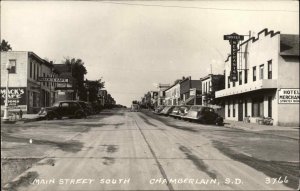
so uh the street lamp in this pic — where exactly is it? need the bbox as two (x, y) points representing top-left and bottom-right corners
(3, 62), (11, 122)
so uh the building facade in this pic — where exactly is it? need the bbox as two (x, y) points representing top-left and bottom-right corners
(180, 77), (202, 105)
(157, 84), (170, 106)
(215, 29), (299, 126)
(1, 51), (58, 114)
(201, 74), (225, 106)
(165, 83), (180, 106)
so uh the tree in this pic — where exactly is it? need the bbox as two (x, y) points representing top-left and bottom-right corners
(0, 39), (12, 51)
(85, 78), (105, 102)
(63, 58), (87, 100)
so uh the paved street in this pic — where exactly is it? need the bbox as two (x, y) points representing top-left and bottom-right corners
(2, 109), (299, 191)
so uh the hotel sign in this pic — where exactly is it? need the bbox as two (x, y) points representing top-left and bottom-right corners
(38, 77), (69, 83)
(278, 88), (299, 104)
(224, 33), (244, 82)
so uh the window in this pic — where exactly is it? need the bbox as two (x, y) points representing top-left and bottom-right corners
(239, 71), (242, 85)
(8, 60), (16, 73)
(268, 60), (272, 79)
(34, 64), (36, 80)
(253, 66), (257, 81)
(37, 65), (39, 80)
(244, 70), (248, 84)
(268, 96), (272, 117)
(47, 74), (49, 87)
(43, 73), (45, 86)
(233, 100), (236, 117)
(228, 76), (230, 88)
(228, 101), (231, 117)
(30, 62), (32, 78)
(252, 97), (264, 117)
(245, 99), (248, 117)
(61, 102), (69, 108)
(260, 64), (264, 80)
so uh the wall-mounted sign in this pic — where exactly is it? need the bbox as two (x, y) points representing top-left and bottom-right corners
(278, 88), (299, 104)
(1, 87), (27, 105)
(190, 88), (196, 96)
(38, 77), (69, 83)
(224, 33), (244, 82)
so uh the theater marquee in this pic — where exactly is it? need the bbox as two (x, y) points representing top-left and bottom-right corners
(278, 88), (299, 104)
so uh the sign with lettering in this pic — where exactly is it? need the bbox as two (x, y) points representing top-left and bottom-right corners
(38, 77), (69, 83)
(1, 87), (27, 105)
(224, 33), (244, 82)
(278, 88), (299, 104)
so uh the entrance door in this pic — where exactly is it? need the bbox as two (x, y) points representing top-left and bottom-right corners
(238, 100), (243, 121)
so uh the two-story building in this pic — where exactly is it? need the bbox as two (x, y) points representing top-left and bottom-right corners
(215, 29), (299, 126)
(201, 74), (225, 106)
(165, 82), (180, 106)
(157, 83), (170, 106)
(1, 51), (58, 114)
(180, 77), (202, 105)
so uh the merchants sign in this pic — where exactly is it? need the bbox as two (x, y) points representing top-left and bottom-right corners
(278, 88), (299, 104)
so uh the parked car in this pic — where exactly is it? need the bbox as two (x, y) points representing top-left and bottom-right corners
(131, 104), (140, 112)
(170, 105), (191, 119)
(182, 105), (223, 126)
(38, 101), (87, 120)
(153, 105), (165, 114)
(159, 106), (175, 116)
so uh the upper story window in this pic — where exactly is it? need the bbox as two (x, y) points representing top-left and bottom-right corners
(259, 64), (264, 80)
(268, 60), (272, 79)
(33, 64), (36, 80)
(253, 66), (257, 81)
(244, 70), (248, 84)
(227, 76), (230, 88)
(30, 62), (32, 77)
(8, 60), (16, 73)
(239, 71), (242, 85)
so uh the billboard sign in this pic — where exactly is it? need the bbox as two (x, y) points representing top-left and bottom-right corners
(278, 88), (299, 104)
(224, 33), (244, 82)
(0, 87), (27, 111)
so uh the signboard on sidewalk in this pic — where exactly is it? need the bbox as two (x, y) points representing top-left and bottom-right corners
(278, 88), (299, 104)
(38, 77), (69, 83)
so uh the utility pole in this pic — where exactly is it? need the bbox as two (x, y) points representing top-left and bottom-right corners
(3, 62), (11, 122)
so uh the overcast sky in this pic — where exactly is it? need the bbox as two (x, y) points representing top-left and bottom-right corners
(1, 1), (299, 106)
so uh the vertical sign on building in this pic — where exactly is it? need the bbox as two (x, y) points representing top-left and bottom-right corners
(224, 33), (244, 82)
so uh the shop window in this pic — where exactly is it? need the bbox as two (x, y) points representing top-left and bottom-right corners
(260, 64), (264, 80)
(268, 96), (272, 117)
(252, 97), (264, 117)
(253, 66), (256, 81)
(268, 60), (272, 79)
(239, 71), (242, 85)
(233, 100), (236, 117)
(8, 60), (16, 73)
(228, 101), (231, 117)
(245, 99), (248, 117)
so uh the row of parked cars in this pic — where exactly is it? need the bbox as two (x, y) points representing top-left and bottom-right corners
(153, 105), (224, 126)
(38, 100), (101, 120)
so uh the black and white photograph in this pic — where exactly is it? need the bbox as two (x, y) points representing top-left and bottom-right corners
(1, 0), (299, 190)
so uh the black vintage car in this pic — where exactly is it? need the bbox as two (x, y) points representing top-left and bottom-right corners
(38, 101), (87, 120)
(182, 105), (223, 126)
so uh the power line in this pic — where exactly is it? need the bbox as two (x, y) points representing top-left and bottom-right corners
(100, 1), (298, 13)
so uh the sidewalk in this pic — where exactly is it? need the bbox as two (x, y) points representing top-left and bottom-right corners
(1, 114), (41, 124)
(224, 119), (299, 132)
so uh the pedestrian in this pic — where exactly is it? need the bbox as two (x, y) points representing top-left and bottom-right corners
(19, 109), (23, 119)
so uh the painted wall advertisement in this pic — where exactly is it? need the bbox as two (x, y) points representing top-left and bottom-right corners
(278, 88), (299, 104)
(0, 87), (27, 111)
